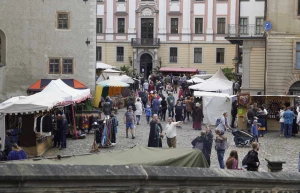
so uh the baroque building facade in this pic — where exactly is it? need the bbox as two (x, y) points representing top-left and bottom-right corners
(96, 0), (238, 78)
(0, 0), (96, 101)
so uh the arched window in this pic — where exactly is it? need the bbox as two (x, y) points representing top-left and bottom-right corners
(0, 29), (6, 66)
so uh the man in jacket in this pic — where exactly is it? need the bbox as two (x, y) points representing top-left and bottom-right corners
(152, 95), (161, 115)
(246, 142), (260, 171)
(191, 131), (209, 166)
(283, 107), (295, 138)
(103, 97), (112, 119)
(60, 114), (68, 150)
(185, 96), (193, 121)
(215, 129), (227, 169)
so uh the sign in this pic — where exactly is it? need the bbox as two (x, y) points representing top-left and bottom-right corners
(238, 93), (251, 106)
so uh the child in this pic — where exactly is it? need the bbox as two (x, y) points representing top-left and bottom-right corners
(145, 105), (152, 124)
(251, 120), (259, 142)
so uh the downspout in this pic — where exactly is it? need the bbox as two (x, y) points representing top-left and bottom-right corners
(264, 0), (268, 94)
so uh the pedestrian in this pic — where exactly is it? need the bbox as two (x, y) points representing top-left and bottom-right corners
(148, 81), (155, 94)
(103, 96), (112, 119)
(283, 106), (295, 138)
(173, 77), (178, 94)
(127, 98), (136, 112)
(140, 77), (145, 91)
(152, 94), (160, 115)
(110, 113), (118, 145)
(234, 81), (240, 95)
(123, 106), (136, 139)
(148, 114), (163, 147)
(215, 129), (227, 169)
(167, 92), (175, 118)
(191, 131), (210, 166)
(181, 98), (187, 122)
(7, 143), (27, 161)
(143, 81), (149, 92)
(178, 87), (183, 99)
(251, 120), (259, 142)
(149, 91), (154, 107)
(231, 100), (238, 128)
(218, 112), (231, 132)
(205, 125), (214, 166)
(60, 114), (68, 150)
(192, 102), (204, 130)
(226, 150), (241, 170)
(0, 137), (7, 161)
(135, 98), (143, 125)
(160, 97), (167, 121)
(279, 106), (285, 137)
(244, 142), (260, 171)
(185, 96), (193, 121)
(246, 106), (255, 132)
(164, 117), (183, 148)
(145, 105), (152, 124)
(53, 114), (62, 148)
(142, 90), (148, 109)
(175, 101), (183, 128)
(257, 108), (267, 137)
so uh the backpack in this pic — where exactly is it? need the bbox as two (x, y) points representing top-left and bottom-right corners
(113, 117), (119, 127)
(216, 118), (222, 125)
(242, 150), (254, 166)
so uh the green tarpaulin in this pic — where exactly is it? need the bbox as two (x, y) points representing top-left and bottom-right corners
(7, 146), (209, 168)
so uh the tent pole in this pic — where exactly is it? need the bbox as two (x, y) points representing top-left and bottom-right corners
(72, 104), (77, 140)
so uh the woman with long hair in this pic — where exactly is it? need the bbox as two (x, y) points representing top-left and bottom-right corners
(7, 143), (27, 161)
(226, 150), (241, 170)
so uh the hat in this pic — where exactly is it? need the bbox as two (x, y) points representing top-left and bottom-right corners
(195, 102), (200, 107)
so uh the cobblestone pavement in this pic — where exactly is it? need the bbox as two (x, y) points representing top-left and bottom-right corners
(43, 91), (300, 173)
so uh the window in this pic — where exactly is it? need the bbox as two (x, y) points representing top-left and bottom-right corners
(195, 18), (203, 34)
(239, 18), (248, 35)
(216, 48), (225, 63)
(194, 48), (203, 63)
(57, 13), (69, 29)
(62, 59), (73, 74)
(117, 18), (125, 33)
(296, 43), (300, 69)
(96, 47), (102, 61)
(116, 47), (124, 61)
(255, 17), (264, 35)
(171, 18), (179, 34)
(49, 59), (60, 74)
(217, 18), (226, 34)
(169, 47), (178, 63)
(96, 18), (103, 33)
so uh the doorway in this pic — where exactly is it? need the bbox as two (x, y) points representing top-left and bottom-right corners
(140, 53), (153, 79)
(289, 81), (300, 95)
(141, 18), (154, 39)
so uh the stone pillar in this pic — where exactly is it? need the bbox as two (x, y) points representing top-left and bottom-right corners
(241, 48), (250, 89)
(158, 0), (167, 41)
(133, 49), (139, 73)
(206, 0), (214, 42)
(153, 49), (158, 69)
(182, 0), (191, 42)
(106, 0), (114, 40)
(128, 0), (136, 40)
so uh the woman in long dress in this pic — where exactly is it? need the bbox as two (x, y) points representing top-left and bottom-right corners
(192, 102), (204, 130)
(257, 108), (266, 137)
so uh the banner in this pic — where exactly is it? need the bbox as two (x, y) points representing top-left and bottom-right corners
(238, 93), (251, 107)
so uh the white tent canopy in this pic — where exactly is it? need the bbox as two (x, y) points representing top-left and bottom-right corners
(96, 69), (121, 83)
(108, 75), (134, 84)
(194, 91), (235, 126)
(189, 68), (233, 94)
(187, 77), (206, 84)
(96, 62), (115, 69)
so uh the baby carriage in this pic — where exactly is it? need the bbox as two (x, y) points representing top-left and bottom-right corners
(232, 129), (255, 147)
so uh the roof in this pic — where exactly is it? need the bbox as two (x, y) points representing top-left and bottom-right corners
(160, 67), (199, 73)
(187, 77), (206, 83)
(28, 79), (87, 92)
(96, 62), (115, 69)
(97, 79), (130, 87)
(194, 91), (236, 98)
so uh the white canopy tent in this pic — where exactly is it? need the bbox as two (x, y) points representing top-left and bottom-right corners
(194, 91), (236, 126)
(96, 62), (115, 69)
(104, 75), (134, 84)
(96, 69), (121, 82)
(189, 68), (233, 94)
(187, 77), (206, 84)
(0, 79), (91, 150)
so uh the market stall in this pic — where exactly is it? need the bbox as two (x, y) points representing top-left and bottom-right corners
(96, 69), (121, 83)
(96, 62), (115, 70)
(187, 77), (206, 84)
(93, 79), (130, 108)
(194, 91), (236, 125)
(0, 79), (91, 155)
(189, 68), (233, 95)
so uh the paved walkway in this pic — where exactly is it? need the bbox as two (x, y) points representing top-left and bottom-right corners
(43, 92), (300, 173)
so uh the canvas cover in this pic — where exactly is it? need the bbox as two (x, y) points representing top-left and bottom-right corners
(194, 91), (234, 125)
(7, 146), (209, 168)
(108, 75), (134, 84)
(96, 69), (121, 82)
(189, 68), (233, 94)
(96, 62), (114, 69)
(187, 77), (206, 83)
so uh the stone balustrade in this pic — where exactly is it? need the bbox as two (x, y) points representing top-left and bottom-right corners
(0, 164), (300, 192)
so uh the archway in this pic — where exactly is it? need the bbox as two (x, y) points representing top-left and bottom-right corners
(289, 81), (300, 95)
(140, 53), (153, 79)
(0, 29), (6, 66)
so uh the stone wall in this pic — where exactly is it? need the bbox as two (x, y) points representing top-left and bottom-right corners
(1, 164), (300, 192)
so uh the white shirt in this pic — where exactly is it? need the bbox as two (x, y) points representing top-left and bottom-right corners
(263, 109), (268, 115)
(279, 110), (285, 123)
(164, 122), (179, 138)
(297, 113), (300, 125)
(143, 82), (149, 90)
(135, 102), (143, 116)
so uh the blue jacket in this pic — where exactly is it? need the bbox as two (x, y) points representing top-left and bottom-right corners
(145, 108), (152, 117)
(251, 124), (258, 136)
(152, 99), (160, 112)
(283, 110), (295, 125)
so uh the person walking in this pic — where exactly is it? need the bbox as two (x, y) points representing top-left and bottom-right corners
(148, 115), (163, 147)
(218, 112), (231, 132)
(244, 142), (260, 171)
(185, 96), (193, 121)
(143, 81), (149, 92)
(215, 129), (227, 169)
(160, 97), (167, 121)
(53, 114), (62, 148)
(123, 106), (136, 139)
(167, 92), (175, 118)
(226, 150), (241, 170)
(110, 113), (118, 145)
(164, 117), (183, 148)
(145, 105), (152, 124)
(152, 94), (160, 115)
(191, 131), (210, 166)
(59, 114), (68, 150)
(135, 98), (143, 125)
(279, 107), (285, 136)
(283, 106), (295, 138)
(251, 120), (259, 142)
(173, 77), (178, 94)
(205, 125), (214, 167)
(231, 100), (238, 128)
(7, 143), (27, 160)
(192, 102), (204, 130)
(103, 97), (112, 119)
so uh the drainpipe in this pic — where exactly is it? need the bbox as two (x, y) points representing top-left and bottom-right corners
(264, 0), (267, 95)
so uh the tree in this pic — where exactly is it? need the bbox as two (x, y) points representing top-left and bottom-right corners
(222, 67), (236, 81)
(120, 65), (131, 75)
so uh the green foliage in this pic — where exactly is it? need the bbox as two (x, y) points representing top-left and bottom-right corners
(222, 67), (236, 81)
(120, 65), (131, 74)
(153, 66), (161, 74)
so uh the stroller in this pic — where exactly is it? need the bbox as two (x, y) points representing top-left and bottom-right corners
(232, 129), (255, 147)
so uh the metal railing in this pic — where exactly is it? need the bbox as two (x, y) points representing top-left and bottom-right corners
(131, 38), (160, 47)
(227, 24), (264, 37)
